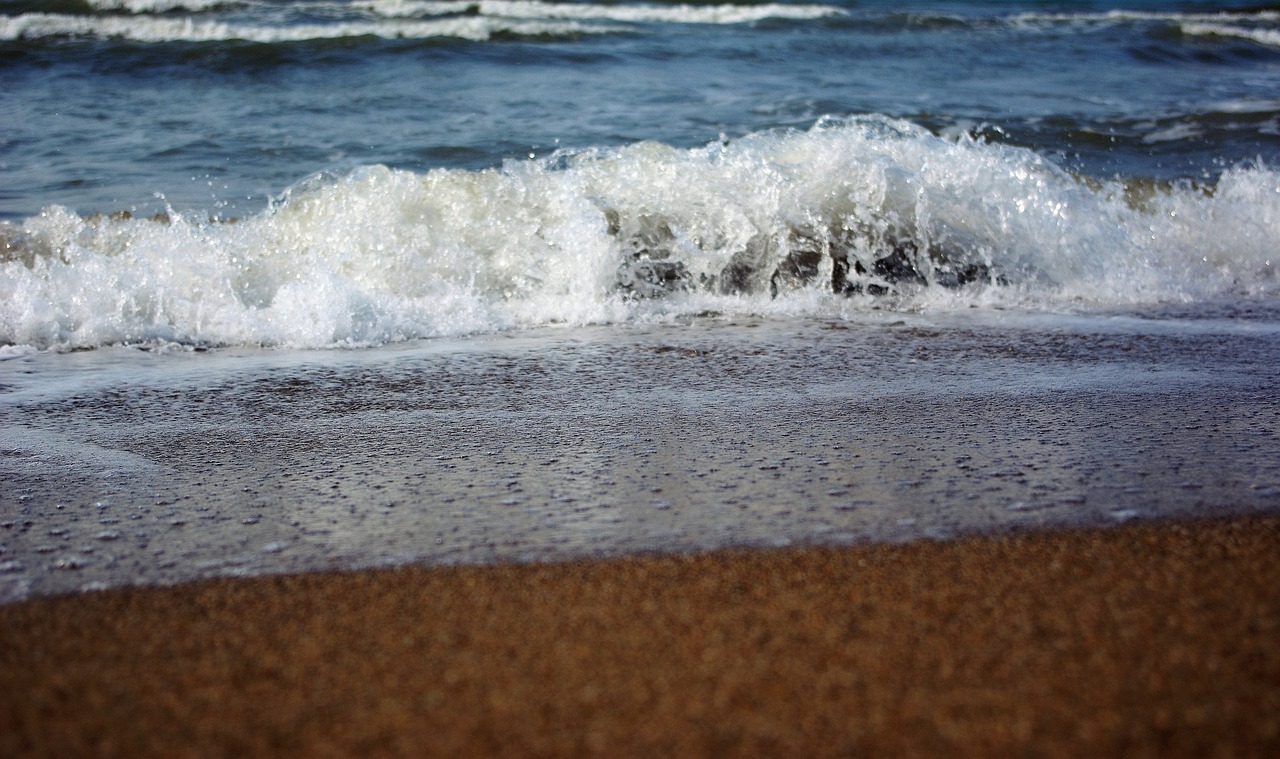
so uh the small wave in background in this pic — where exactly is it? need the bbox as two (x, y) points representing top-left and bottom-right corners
(0, 0), (843, 43)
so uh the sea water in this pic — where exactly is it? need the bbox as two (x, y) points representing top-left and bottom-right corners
(2, 0), (1280, 600)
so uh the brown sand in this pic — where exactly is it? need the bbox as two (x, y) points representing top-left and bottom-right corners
(3, 515), (1279, 758)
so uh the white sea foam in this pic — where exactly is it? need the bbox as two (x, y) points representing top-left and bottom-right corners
(18, 4), (1276, 45)
(1142, 122), (1203, 144)
(0, 11), (616, 42)
(1207, 98), (1280, 115)
(355, 0), (845, 24)
(1181, 21), (1280, 49)
(2, 1), (844, 43)
(86, 0), (242, 12)
(1008, 9), (1280, 26)
(79, 0), (845, 22)
(2, 117), (1278, 350)
(999, 8), (1280, 52)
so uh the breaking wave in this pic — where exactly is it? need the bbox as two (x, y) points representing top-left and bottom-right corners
(2, 116), (1278, 350)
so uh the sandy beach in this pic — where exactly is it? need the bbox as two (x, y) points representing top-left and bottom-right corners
(3, 513), (1278, 757)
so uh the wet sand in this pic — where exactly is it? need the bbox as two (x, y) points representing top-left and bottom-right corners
(3, 513), (1279, 758)
(5, 315), (1280, 602)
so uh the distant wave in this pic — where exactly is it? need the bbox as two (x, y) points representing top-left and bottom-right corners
(0, 11), (618, 42)
(78, 0), (846, 20)
(1005, 9), (1280, 26)
(1006, 9), (1280, 50)
(3, 116), (1278, 351)
(885, 7), (1280, 40)
(354, 0), (845, 24)
(13, 3), (1277, 47)
(2, 1), (846, 44)
(1181, 20), (1280, 49)
(85, 0), (238, 12)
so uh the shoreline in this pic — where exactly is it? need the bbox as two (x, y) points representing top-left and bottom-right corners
(4, 512), (1278, 757)
(6, 315), (1280, 603)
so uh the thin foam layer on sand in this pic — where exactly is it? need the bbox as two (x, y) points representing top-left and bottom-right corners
(3, 514), (1278, 757)
(7, 316), (1280, 603)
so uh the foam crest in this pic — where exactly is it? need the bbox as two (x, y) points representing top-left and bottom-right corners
(356, 0), (846, 24)
(85, 0), (238, 12)
(1007, 9), (1280, 26)
(1181, 21), (1280, 49)
(3, 1), (846, 44)
(2, 117), (1278, 350)
(0, 10), (613, 42)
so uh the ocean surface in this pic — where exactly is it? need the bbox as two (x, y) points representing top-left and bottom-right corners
(3, 0), (1280, 600)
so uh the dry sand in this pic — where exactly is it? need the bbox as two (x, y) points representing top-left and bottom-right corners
(3, 513), (1278, 758)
